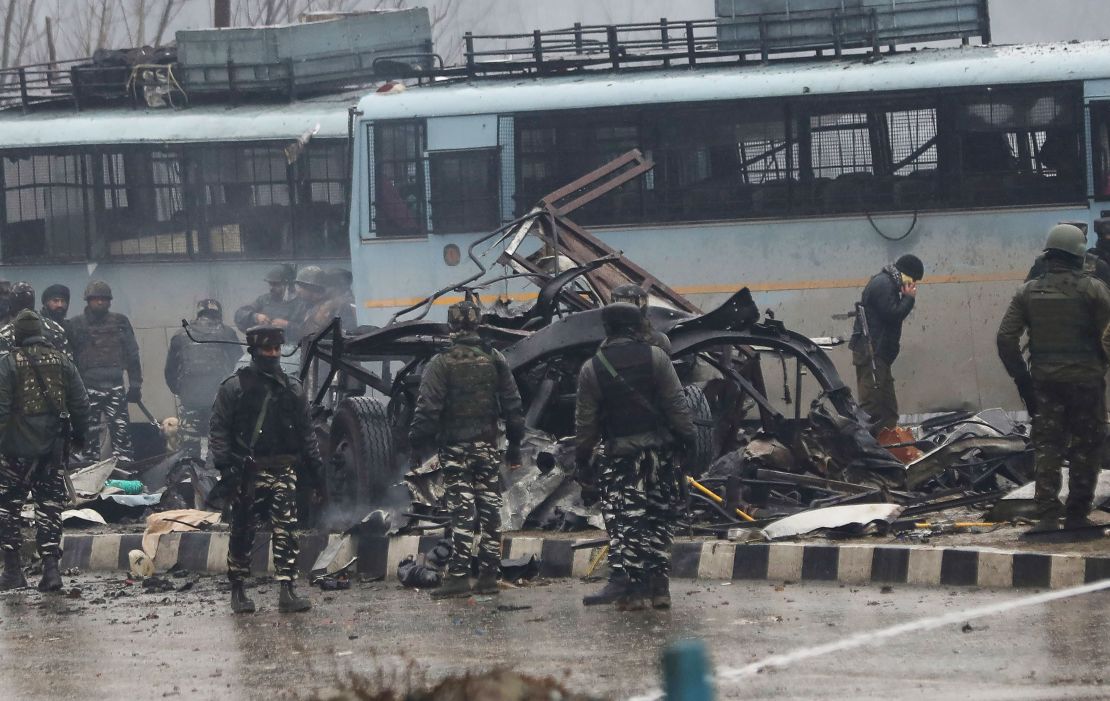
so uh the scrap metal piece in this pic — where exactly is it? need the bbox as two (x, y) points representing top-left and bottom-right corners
(760, 503), (905, 541)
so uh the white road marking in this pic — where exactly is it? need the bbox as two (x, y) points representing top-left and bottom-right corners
(627, 578), (1110, 701)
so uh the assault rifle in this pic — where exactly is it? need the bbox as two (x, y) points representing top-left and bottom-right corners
(854, 302), (880, 389)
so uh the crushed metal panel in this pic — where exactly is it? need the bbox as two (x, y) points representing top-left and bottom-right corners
(760, 503), (904, 540)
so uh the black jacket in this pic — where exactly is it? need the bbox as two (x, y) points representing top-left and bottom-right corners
(850, 267), (916, 366)
(208, 362), (324, 481)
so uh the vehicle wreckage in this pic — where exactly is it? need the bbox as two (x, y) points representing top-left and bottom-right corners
(292, 150), (1048, 539)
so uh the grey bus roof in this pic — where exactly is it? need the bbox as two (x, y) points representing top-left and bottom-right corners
(356, 40), (1110, 120)
(0, 90), (357, 149)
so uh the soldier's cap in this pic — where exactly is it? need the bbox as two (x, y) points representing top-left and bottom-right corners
(447, 300), (481, 332)
(264, 264), (296, 284)
(196, 298), (222, 317)
(42, 283), (70, 305)
(84, 279), (113, 300)
(245, 325), (285, 348)
(611, 283), (648, 309)
(13, 310), (44, 340)
(295, 265), (327, 289)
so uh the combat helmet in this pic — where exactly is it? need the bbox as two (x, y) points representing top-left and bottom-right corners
(245, 325), (285, 349)
(447, 300), (481, 332)
(84, 280), (113, 300)
(1044, 224), (1087, 257)
(601, 302), (642, 336)
(9, 282), (35, 313)
(295, 265), (327, 289)
(611, 283), (648, 312)
(264, 264), (295, 284)
(196, 298), (222, 320)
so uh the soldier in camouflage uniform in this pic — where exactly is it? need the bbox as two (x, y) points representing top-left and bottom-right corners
(0, 312), (90, 592)
(209, 326), (323, 614)
(65, 281), (142, 462)
(164, 300), (241, 460)
(409, 301), (525, 599)
(575, 303), (696, 611)
(997, 224), (1110, 529)
(0, 283), (71, 358)
(234, 265), (296, 334)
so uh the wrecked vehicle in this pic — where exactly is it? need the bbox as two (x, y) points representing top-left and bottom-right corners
(296, 151), (895, 532)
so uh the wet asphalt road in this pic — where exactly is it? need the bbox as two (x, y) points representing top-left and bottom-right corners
(0, 573), (1107, 701)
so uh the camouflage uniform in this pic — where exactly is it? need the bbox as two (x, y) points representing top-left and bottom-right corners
(0, 318), (89, 584)
(998, 255), (1110, 521)
(209, 350), (323, 583)
(66, 292), (142, 462)
(575, 304), (696, 609)
(164, 311), (241, 460)
(409, 326), (524, 587)
(0, 316), (71, 359)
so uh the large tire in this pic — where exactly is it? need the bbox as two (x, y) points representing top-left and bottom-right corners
(682, 384), (716, 477)
(327, 397), (398, 512)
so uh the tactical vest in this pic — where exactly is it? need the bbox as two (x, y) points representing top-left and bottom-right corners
(440, 342), (500, 440)
(592, 341), (658, 439)
(74, 313), (127, 370)
(231, 368), (301, 456)
(13, 345), (67, 416)
(177, 323), (233, 406)
(1026, 270), (1102, 367)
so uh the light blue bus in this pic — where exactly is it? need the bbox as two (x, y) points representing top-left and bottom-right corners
(0, 91), (356, 417)
(347, 39), (1110, 415)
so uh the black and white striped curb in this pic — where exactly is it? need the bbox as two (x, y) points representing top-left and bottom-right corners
(58, 533), (1110, 590)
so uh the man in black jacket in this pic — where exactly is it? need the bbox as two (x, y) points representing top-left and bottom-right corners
(849, 255), (924, 434)
(209, 325), (323, 614)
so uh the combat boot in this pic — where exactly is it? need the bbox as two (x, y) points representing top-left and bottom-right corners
(649, 574), (671, 610)
(37, 555), (62, 592)
(616, 581), (648, 612)
(474, 570), (500, 595)
(431, 574), (472, 599)
(278, 582), (312, 613)
(582, 571), (629, 606)
(1064, 513), (1098, 530)
(230, 581), (256, 614)
(0, 550), (27, 590)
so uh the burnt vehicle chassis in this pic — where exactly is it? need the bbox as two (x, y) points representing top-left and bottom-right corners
(297, 151), (871, 529)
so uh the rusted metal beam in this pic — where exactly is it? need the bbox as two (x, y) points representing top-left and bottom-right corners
(539, 149), (652, 216)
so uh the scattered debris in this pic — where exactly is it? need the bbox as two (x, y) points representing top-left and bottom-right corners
(759, 504), (905, 541)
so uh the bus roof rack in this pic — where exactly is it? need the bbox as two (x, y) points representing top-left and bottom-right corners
(457, 0), (991, 79)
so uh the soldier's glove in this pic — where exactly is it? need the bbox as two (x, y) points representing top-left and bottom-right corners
(1014, 373), (1037, 416)
(576, 459), (601, 507)
(126, 385), (142, 403)
(505, 442), (523, 470)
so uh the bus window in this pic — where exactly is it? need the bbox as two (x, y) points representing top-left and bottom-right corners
(646, 104), (794, 221)
(955, 87), (1083, 207)
(429, 149), (499, 234)
(1, 151), (90, 262)
(1091, 102), (1110, 200)
(295, 140), (349, 256)
(373, 122), (426, 237)
(97, 149), (190, 258)
(192, 144), (292, 257)
(515, 114), (641, 225)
